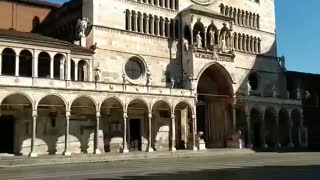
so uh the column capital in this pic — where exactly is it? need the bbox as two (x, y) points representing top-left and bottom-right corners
(32, 110), (38, 117)
(66, 111), (71, 117)
(192, 114), (196, 119)
(148, 113), (152, 119)
(96, 111), (101, 117)
(123, 112), (128, 118)
(171, 113), (175, 119)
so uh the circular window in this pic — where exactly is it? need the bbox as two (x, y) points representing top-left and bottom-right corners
(125, 58), (144, 80)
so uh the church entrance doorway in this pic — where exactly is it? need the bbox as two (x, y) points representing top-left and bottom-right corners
(129, 119), (141, 151)
(0, 115), (15, 154)
(196, 63), (234, 148)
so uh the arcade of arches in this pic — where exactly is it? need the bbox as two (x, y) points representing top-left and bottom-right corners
(0, 92), (196, 156)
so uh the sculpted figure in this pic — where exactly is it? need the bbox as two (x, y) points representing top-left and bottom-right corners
(272, 85), (277, 97)
(195, 31), (202, 48)
(170, 76), (175, 89)
(183, 38), (189, 51)
(220, 32), (227, 52)
(209, 29), (215, 47)
(94, 63), (102, 82)
(76, 17), (89, 38)
(146, 69), (152, 86)
(122, 73), (127, 84)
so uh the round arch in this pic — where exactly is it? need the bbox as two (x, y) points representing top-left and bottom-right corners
(278, 108), (290, 147)
(264, 107), (277, 148)
(100, 97), (124, 111)
(152, 99), (171, 112)
(1, 92), (34, 108)
(174, 101), (193, 149)
(126, 98), (150, 112)
(70, 95), (98, 111)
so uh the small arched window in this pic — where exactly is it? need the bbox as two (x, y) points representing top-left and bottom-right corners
(248, 73), (259, 91)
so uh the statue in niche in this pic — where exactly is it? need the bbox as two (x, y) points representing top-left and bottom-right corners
(146, 69), (152, 86)
(247, 81), (252, 96)
(183, 38), (189, 51)
(195, 31), (202, 48)
(76, 17), (89, 38)
(272, 85), (277, 97)
(170, 76), (175, 89)
(189, 74), (196, 90)
(305, 90), (311, 99)
(220, 31), (227, 52)
(209, 28), (215, 47)
(94, 63), (102, 82)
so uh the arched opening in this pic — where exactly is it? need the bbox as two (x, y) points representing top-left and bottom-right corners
(279, 108), (290, 147)
(38, 52), (50, 78)
(71, 60), (75, 81)
(248, 72), (259, 91)
(174, 102), (192, 149)
(1, 93), (33, 155)
(291, 109), (301, 147)
(250, 108), (262, 148)
(70, 96), (97, 154)
(207, 23), (219, 50)
(37, 95), (66, 154)
(2, 48), (16, 76)
(127, 99), (148, 151)
(183, 25), (191, 43)
(78, 60), (88, 81)
(197, 63), (234, 148)
(265, 108), (277, 148)
(100, 98), (123, 152)
(54, 54), (65, 80)
(152, 100), (171, 151)
(193, 21), (205, 48)
(19, 50), (32, 77)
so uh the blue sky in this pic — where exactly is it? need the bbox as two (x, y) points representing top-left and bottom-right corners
(47, 0), (319, 74)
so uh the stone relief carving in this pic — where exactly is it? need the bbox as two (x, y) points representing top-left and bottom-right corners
(194, 52), (233, 62)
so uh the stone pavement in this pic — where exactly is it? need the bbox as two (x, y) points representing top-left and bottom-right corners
(0, 148), (254, 168)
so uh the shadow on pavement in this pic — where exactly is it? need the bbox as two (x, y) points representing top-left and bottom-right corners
(88, 165), (320, 180)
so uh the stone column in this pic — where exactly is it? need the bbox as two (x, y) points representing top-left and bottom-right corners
(192, 114), (197, 151)
(15, 55), (19, 76)
(155, 18), (160, 36)
(248, 37), (252, 53)
(245, 109), (253, 148)
(172, 20), (176, 39)
(145, 16), (149, 34)
(63, 111), (71, 156)
(60, 57), (65, 80)
(32, 50), (38, 78)
(166, 20), (170, 38)
(232, 103), (236, 133)
(94, 111), (101, 154)
(166, 0), (170, 8)
(162, 0), (165, 8)
(275, 112), (281, 148)
(239, 35), (243, 51)
(139, 14), (143, 33)
(66, 54), (71, 81)
(147, 112), (153, 152)
(150, 17), (154, 34)
(171, 0), (175, 9)
(161, 19), (165, 37)
(243, 36), (247, 52)
(261, 111), (268, 149)
(50, 57), (54, 79)
(122, 112), (129, 153)
(133, 13), (138, 32)
(74, 62), (78, 81)
(127, 11), (132, 31)
(29, 110), (38, 157)
(88, 60), (93, 82)
(204, 27), (207, 49)
(170, 113), (176, 151)
(288, 111), (294, 148)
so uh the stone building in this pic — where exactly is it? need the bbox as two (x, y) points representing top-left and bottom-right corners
(0, 0), (308, 157)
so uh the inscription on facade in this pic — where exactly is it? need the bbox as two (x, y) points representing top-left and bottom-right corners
(194, 52), (234, 63)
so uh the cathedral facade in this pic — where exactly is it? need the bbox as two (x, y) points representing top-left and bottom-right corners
(0, 0), (307, 157)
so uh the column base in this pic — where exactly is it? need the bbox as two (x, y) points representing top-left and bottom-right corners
(94, 149), (101, 155)
(28, 152), (38, 157)
(263, 144), (269, 149)
(170, 147), (176, 152)
(276, 143), (282, 149)
(121, 148), (129, 153)
(147, 147), (154, 152)
(288, 143), (294, 148)
(63, 151), (72, 156)
(192, 146), (198, 151)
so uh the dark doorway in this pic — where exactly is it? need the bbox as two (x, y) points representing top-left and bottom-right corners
(130, 119), (141, 151)
(253, 122), (261, 148)
(196, 104), (206, 140)
(0, 116), (15, 154)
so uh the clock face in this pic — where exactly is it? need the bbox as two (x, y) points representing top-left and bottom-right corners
(191, 0), (215, 5)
